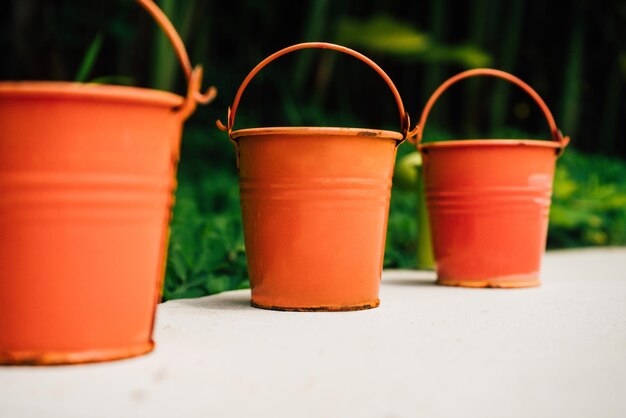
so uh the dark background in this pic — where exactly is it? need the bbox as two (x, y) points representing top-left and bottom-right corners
(2, 0), (625, 299)
(2, 0), (624, 155)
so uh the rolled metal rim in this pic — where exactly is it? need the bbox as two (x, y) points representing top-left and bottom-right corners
(231, 126), (403, 141)
(420, 138), (563, 151)
(0, 81), (183, 108)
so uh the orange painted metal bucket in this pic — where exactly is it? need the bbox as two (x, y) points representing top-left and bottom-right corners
(217, 43), (417, 311)
(413, 69), (570, 288)
(0, 0), (215, 365)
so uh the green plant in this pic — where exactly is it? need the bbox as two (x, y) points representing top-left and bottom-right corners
(163, 127), (247, 301)
(548, 150), (626, 248)
(164, 172), (249, 300)
(74, 33), (104, 82)
(336, 15), (491, 67)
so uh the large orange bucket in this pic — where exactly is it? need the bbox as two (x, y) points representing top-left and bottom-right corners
(217, 43), (417, 311)
(413, 69), (570, 288)
(0, 0), (215, 365)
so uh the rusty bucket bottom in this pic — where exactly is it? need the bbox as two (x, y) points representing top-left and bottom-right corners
(0, 340), (154, 366)
(251, 299), (380, 312)
(436, 274), (540, 289)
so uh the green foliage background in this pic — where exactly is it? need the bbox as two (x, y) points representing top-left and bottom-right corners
(1, 0), (625, 300)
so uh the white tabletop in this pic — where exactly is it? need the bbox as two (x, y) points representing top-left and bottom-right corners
(1, 248), (625, 418)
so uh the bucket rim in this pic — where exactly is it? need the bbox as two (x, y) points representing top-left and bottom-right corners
(231, 126), (403, 140)
(0, 81), (183, 108)
(420, 138), (563, 150)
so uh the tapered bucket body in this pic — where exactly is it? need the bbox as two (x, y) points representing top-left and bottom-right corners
(218, 42), (416, 310)
(421, 140), (561, 287)
(0, 0), (214, 365)
(236, 128), (401, 311)
(414, 68), (569, 288)
(0, 84), (182, 364)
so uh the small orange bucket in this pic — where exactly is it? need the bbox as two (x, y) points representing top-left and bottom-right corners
(0, 0), (215, 365)
(413, 69), (570, 288)
(217, 43), (417, 311)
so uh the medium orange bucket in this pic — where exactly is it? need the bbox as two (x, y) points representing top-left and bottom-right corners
(217, 43), (417, 311)
(0, 0), (215, 365)
(413, 69), (570, 288)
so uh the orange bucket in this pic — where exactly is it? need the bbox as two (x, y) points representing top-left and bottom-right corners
(413, 69), (570, 288)
(217, 43), (417, 311)
(0, 0), (215, 365)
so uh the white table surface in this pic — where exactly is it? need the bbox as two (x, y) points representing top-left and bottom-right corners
(1, 248), (625, 418)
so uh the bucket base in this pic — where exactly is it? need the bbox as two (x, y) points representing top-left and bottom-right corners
(437, 276), (540, 289)
(251, 299), (380, 312)
(0, 340), (154, 366)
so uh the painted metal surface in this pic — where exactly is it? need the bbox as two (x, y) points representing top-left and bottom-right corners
(237, 131), (397, 311)
(0, 0), (214, 365)
(413, 69), (570, 288)
(218, 43), (416, 311)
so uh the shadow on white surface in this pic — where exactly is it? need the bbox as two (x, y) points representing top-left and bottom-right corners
(382, 269), (437, 287)
(165, 290), (252, 311)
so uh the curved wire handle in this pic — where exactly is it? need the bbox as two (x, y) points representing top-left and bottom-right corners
(136, 0), (216, 119)
(412, 68), (570, 153)
(216, 42), (418, 141)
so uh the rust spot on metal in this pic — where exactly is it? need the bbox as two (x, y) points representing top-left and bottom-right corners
(251, 299), (380, 312)
(436, 278), (540, 289)
(0, 341), (155, 366)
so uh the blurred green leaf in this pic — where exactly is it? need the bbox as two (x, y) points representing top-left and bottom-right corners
(337, 15), (491, 68)
(548, 149), (626, 248)
(75, 33), (104, 82)
(205, 275), (231, 295)
(423, 44), (491, 68)
(337, 15), (429, 55)
(88, 75), (134, 85)
(550, 205), (601, 229)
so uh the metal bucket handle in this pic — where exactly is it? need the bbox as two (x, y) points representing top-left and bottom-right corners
(412, 68), (570, 154)
(216, 42), (419, 141)
(136, 0), (216, 119)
